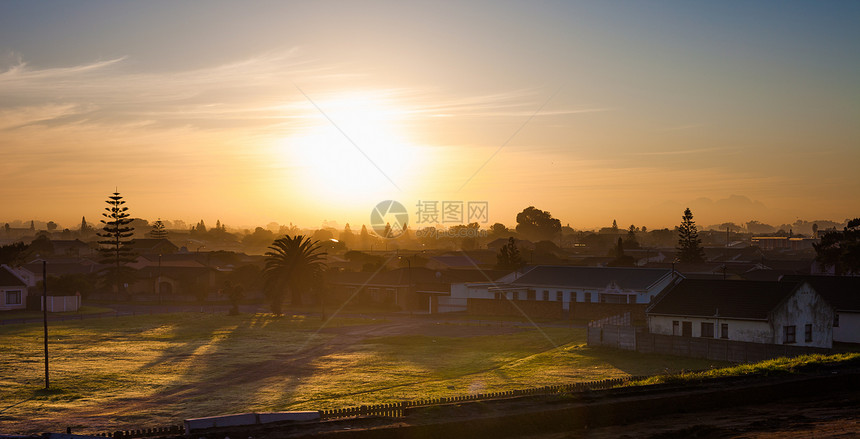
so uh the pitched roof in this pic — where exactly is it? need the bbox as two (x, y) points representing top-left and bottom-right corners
(647, 279), (801, 320)
(780, 275), (860, 312)
(0, 266), (27, 287)
(509, 266), (672, 290)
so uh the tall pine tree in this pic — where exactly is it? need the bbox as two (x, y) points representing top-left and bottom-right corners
(150, 219), (168, 239)
(676, 207), (705, 263)
(97, 191), (136, 294)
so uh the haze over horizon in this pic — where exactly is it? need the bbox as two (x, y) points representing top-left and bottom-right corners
(2, 2), (858, 232)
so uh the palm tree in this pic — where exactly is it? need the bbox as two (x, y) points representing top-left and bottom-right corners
(263, 235), (327, 314)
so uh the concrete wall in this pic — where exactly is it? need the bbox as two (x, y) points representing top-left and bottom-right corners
(467, 298), (564, 319)
(771, 283), (833, 348)
(833, 312), (860, 344)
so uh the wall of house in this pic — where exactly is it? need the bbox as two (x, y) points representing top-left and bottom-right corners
(649, 315), (773, 343)
(833, 312), (860, 344)
(771, 283), (833, 348)
(571, 302), (647, 323)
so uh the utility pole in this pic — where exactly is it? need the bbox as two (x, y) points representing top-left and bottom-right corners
(42, 261), (49, 389)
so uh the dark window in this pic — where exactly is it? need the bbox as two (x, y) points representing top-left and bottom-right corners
(720, 323), (729, 339)
(556, 291), (563, 301)
(701, 322), (714, 338)
(784, 325), (796, 344)
(542, 290), (549, 301)
(672, 320), (680, 336)
(834, 313), (840, 327)
(526, 290), (535, 301)
(584, 292), (591, 303)
(805, 324), (812, 342)
(495, 292), (504, 300)
(5, 290), (21, 305)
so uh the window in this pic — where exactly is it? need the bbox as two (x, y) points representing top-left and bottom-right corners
(526, 290), (535, 301)
(701, 322), (714, 338)
(805, 324), (813, 342)
(720, 323), (729, 339)
(783, 325), (796, 344)
(5, 290), (22, 305)
(834, 313), (840, 328)
(672, 320), (680, 336)
(542, 290), (549, 301)
(556, 291), (563, 302)
(584, 292), (591, 303)
(494, 292), (504, 300)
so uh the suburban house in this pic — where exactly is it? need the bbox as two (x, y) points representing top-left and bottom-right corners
(646, 279), (833, 348)
(326, 268), (507, 313)
(453, 265), (677, 321)
(127, 238), (180, 255)
(0, 264), (30, 311)
(781, 275), (860, 345)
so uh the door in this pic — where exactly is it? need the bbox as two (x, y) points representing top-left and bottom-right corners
(682, 321), (692, 337)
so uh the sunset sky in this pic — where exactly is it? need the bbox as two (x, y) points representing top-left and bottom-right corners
(1, 1), (858, 232)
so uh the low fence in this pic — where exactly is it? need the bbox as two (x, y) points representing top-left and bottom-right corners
(93, 425), (183, 438)
(588, 326), (830, 362)
(42, 295), (81, 312)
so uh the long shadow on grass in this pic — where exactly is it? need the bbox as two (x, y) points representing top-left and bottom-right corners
(576, 346), (727, 376)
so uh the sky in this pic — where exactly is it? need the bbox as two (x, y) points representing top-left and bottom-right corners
(1, 1), (858, 232)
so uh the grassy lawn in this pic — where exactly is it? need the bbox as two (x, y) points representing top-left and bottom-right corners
(0, 313), (721, 434)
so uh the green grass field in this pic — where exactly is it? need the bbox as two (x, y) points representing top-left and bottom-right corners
(0, 312), (722, 434)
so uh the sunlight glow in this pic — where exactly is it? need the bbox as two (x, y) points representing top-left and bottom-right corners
(276, 92), (424, 204)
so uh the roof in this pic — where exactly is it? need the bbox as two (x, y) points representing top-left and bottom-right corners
(0, 266), (26, 287)
(647, 279), (802, 320)
(509, 266), (672, 290)
(780, 275), (860, 312)
(127, 238), (179, 252)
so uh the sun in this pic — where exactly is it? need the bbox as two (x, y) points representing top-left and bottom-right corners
(274, 91), (426, 209)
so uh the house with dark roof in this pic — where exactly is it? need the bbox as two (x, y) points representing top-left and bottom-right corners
(0, 264), (30, 311)
(453, 266), (676, 321)
(781, 275), (860, 344)
(127, 238), (179, 255)
(646, 279), (833, 348)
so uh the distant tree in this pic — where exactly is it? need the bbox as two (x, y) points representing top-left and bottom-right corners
(0, 242), (29, 266)
(97, 191), (136, 294)
(496, 237), (524, 271)
(242, 227), (276, 249)
(340, 223), (355, 246)
(29, 220), (35, 231)
(625, 225), (640, 249)
(196, 220), (207, 233)
(611, 219), (618, 232)
(312, 228), (335, 242)
(814, 218), (860, 275)
(150, 219), (168, 239)
(515, 206), (561, 242)
(641, 226), (647, 233)
(79, 216), (90, 234)
(490, 223), (509, 237)
(3, 223), (10, 235)
(43, 273), (97, 297)
(677, 208), (705, 263)
(263, 235), (327, 313)
(46, 221), (58, 232)
(359, 225), (371, 249)
(812, 223), (819, 236)
(382, 223), (392, 239)
(608, 237), (635, 267)
(220, 280), (245, 316)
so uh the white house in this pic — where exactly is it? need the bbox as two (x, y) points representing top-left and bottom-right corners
(485, 266), (676, 310)
(647, 279), (833, 348)
(781, 275), (860, 345)
(0, 264), (30, 311)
